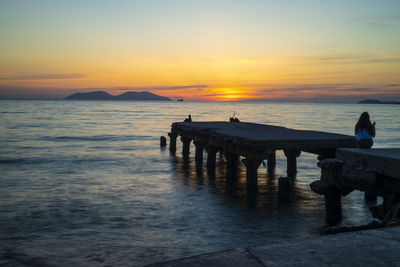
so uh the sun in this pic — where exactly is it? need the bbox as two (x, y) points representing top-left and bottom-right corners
(211, 87), (249, 101)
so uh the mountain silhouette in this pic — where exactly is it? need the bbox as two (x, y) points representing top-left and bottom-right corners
(359, 99), (400, 104)
(114, 91), (170, 100)
(65, 91), (113, 100)
(65, 91), (171, 101)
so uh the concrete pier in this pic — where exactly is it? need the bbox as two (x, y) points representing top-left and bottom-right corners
(284, 149), (301, 177)
(267, 151), (276, 171)
(170, 121), (356, 184)
(193, 140), (204, 163)
(150, 226), (400, 266)
(168, 132), (178, 153)
(311, 148), (400, 226)
(224, 152), (239, 179)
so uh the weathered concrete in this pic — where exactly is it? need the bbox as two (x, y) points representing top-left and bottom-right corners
(336, 148), (400, 179)
(171, 121), (356, 181)
(150, 226), (400, 267)
(312, 148), (400, 225)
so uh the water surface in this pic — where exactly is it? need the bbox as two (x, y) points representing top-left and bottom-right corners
(0, 100), (399, 266)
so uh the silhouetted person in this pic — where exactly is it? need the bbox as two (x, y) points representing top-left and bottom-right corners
(229, 112), (240, 122)
(355, 112), (375, 148)
(184, 114), (192, 122)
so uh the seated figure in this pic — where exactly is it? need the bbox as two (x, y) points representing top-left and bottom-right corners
(184, 114), (192, 122)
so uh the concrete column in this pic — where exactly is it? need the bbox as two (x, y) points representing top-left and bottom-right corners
(284, 150), (301, 177)
(267, 150), (276, 170)
(242, 158), (263, 187)
(224, 152), (239, 179)
(325, 185), (342, 226)
(168, 132), (178, 153)
(278, 176), (292, 200)
(180, 136), (192, 156)
(193, 140), (204, 163)
(206, 145), (218, 171)
(160, 136), (167, 147)
(364, 191), (377, 202)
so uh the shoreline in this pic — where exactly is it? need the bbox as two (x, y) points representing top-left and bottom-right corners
(149, 225), (400, 266)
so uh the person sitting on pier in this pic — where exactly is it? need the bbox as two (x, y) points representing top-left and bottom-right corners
(355, 112), (375, 148)
(184, 114), (192, 122)
(229, 112), (240, 122)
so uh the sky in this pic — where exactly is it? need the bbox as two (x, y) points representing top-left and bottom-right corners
(0, 0), (399, 101)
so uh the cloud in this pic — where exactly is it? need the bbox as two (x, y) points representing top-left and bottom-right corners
(245, 92), (400, 103)
(0, 73), (86, 80)
(387, 84), (400, 87)
(344, 88), (374, 92)
(351, 14), (400, 27)
(110, 85), (208, 91)
(294, 51), (400, 66)
(365, 48), (397, 59)
(310, 55), (399, 64)
(258, 84), (397, 97)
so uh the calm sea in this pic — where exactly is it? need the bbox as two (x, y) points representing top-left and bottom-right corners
(0, 100), (399, 266)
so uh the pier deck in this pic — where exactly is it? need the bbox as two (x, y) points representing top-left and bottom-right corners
(336, 148), (400, 179)
(169, 121), (356, 182)
(311, 148), (400, 225)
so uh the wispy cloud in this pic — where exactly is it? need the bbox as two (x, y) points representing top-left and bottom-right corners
(0, 73), (86, 80)
(306, 54), (399, 64)
(111, 85), (208, 91)
(365, 48), (398, 59)
(351, 14), (400, 27)
(257, 83), (398, 97)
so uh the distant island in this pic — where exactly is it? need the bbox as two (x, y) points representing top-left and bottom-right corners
(65, 91), (171, 101)
(358, 99), (400, 105)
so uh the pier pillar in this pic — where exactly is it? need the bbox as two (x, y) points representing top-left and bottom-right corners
(242, 158), (263, 187)
(364, 191), (377, 202)
(224, 152), (239, 179)
(180, 136), (192, 156)
(206, 145), (218, 171)
(317, 159), (345, 226)
(160, 136), (167, 147)
(193, 140), (204, 163)
(278, 176), (292, 200)
(267, 150), (276, 170)
(168, 132), (178, 153)
(284, 150), (301, 177)
(325, 185), (342, 226)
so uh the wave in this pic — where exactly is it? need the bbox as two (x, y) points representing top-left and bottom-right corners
(0, 158), (54, 165)
(0, 246), (52, 266)
(0, 156), (122, 165)
(42, 134), (151, 142)
(93, 110), (147, 113)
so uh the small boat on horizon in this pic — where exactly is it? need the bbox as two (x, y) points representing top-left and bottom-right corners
(177, 98), (184, 101)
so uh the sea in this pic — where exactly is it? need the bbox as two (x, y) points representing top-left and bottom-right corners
(0, 100), (399, 266)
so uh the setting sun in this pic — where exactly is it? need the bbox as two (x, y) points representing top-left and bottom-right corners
(207, 87), (251, 101)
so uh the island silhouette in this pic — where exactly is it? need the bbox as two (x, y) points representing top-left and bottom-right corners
(65, 91), (171, 101)
(359, 99), (400, 105)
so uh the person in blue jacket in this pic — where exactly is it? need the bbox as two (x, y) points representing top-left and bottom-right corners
(355, 112), (376, 148)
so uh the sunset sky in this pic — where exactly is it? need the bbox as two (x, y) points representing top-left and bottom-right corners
(1, 0), (399, 101)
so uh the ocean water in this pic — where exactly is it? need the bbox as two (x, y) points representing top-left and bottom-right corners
(0, 100), (399, 266)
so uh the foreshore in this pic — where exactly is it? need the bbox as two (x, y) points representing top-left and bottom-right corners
(149, 225), (400, 266)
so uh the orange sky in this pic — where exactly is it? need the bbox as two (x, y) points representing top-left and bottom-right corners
(1, 1), (399, 101)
